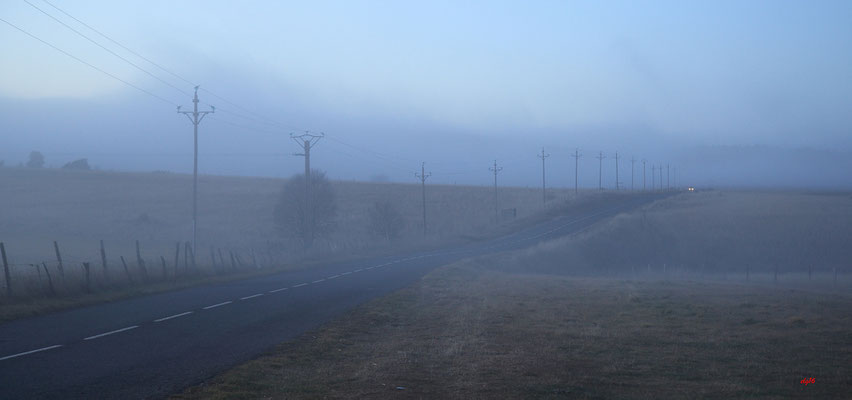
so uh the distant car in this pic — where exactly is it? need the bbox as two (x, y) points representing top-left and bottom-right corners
(688, 187), (695, 192)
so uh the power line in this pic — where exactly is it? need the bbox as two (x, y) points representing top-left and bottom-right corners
(41, 0), (196, 87)
(24, 0), (191, 98)
(38, 0), (310, 133)
(0, 16), (176, 105)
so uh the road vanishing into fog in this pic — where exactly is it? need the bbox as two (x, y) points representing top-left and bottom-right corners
(0, 193), (668, 399)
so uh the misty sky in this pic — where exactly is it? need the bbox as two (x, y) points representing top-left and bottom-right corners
(1, 1), (851, 188)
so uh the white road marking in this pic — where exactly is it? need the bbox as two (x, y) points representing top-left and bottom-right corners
(353, 269), (363, 272)
(365, 266), (375, 270)
(327, 274), (340, 279)
(269, 287), (288, 293)
(240, 293), (264, 300)
(203, 301), (232, 310)
(154, 311), (193, 323)
(84, 325), (138, 341)
(340, 271), (351, 275)
(0, 345), (63, 361)
(311, 279), (325, 284)
(292, 283), (307, 288)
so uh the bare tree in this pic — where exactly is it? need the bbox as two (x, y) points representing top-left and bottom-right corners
(27, 151), (45, 168)
(273, 169), (336, 248)
(368, 200), (405, 242)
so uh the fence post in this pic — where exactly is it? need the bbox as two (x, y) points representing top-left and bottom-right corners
(100, 240), (109, 283)
(174, 242), (181, 277)
(53, 241), (65, 278)
(160, 256), (167, 281)
(183, 242), (190, 273)
(82, 262), (91, 293)
(120, 256), (133, 283)
(229, 251), (237, 270)
(41, 262), (55, 296)
(135, 240), (148, 281)
(1, 242), (10, 296)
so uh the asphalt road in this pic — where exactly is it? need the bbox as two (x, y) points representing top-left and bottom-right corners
(0, 193), (668, 399)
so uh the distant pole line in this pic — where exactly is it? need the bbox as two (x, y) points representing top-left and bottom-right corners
(415, 162), (431, 236)
(630, 157), (636, 191)
(538, 148), (550, 204)
(642, 160), (647, 191)
(489, 160), (503, 222)
(614, 152), (621, 191)
(596, 151), (606, 191)
(177, 86), (215, 253)
(659, 164), (664, 192)
(667, 164), (670, 190)
(571, 149), (581, 194)
(653, 164), (658, 191)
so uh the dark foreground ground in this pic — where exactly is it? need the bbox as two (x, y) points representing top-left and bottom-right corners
(177, 257), (852, 399)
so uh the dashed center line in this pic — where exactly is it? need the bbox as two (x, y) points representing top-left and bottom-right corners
(353, 269), (363, 272)
(84, 325), (138, 341)
(311, 279), (325, 284)
(327, 274), (340, 279)
(240, 293), (264, 300)
(154, 311), (193, 323)
(340, 272), (351, 275)
(0, 345), (63, 361)
(202, 301), (232, 310)
(292, 283), (307, 288)
(269, 287), (288, 293)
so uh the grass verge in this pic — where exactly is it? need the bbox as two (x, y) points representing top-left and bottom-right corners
(175, 256), (852, 399)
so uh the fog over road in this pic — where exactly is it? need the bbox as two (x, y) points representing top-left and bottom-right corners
(0, 193), (667, 399)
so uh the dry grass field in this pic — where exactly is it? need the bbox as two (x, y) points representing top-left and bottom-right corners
(0, 167), (580, 300)
(512, 190), (852, 280)
(176, 190), (852, 399)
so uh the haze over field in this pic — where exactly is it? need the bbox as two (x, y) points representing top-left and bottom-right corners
(1, 1), (851, 188)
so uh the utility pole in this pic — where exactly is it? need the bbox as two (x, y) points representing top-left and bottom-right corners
(667, 164), (670, 190)
(290, 131), (324, 247)
(490, 160), (502, 222)
(614, 152), (621, 190)
(538, 147), (550, 204)
(596, 151), (606, 190)
(659, 164), (664, 192)
(630, 157), (636, 191)
(642, 159), (647, 191)
(415, 162), (431, 236)
(177, 86), (214, 254)
(571, 148), (581, 194)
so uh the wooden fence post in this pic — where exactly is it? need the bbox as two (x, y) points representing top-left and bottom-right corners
(1, 242), (11, 296)
(188, 243), (196, 270)
(135, 240), (148, 281)
(120, 256), (133, 283)
(53, 241), (65, 278)
(41, 262), (55, 296)
(183, 242), (190, 273)
(174, 242), (181, 277)
(100, 240), (109, 283)
(82, 262), (91, 293)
